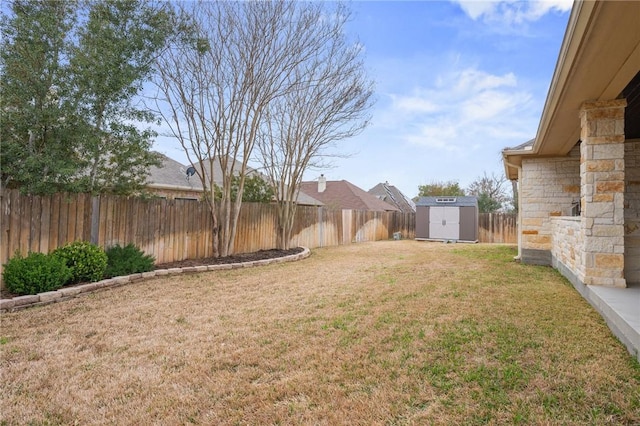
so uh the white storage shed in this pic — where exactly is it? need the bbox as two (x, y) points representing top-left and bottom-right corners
(415, 196), (478, 242)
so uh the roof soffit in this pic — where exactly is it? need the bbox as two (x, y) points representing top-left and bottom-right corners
(504, 0), (640, 181)
(534, 1), (640, 156)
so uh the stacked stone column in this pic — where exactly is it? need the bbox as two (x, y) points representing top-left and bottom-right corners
(579, 99), (627, 287)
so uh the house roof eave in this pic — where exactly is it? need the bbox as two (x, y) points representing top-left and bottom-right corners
(502, 139), (535, 180)
(502, 151), (524, 181)
(532, 1), (640, 157)
(503, 1), (640, 180)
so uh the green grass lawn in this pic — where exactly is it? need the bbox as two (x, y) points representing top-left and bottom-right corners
(1, 241), (639, 425)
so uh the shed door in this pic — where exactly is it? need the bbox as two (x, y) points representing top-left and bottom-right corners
(429, 207), (459, 240)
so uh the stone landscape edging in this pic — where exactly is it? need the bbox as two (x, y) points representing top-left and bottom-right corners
(0, 247), (311, 313)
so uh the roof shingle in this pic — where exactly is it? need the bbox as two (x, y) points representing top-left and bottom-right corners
(368, 182), (416, 213)
(299, 179), (399, 211)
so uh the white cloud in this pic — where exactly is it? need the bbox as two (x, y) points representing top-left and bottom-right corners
(452, 0), (573, 24)
(314, 61), (541, 195)
(524, 0), (573, 21)
(453, 1), (500, 20)
(378, 65), (537, 153)
(452, 69), (517, 93)
(461, 89), (523, 121)
(390, 93), (439, 114)
(405, 122), (461, 151)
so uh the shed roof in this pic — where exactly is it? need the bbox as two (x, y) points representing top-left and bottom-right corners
(415, 196), (478, 208)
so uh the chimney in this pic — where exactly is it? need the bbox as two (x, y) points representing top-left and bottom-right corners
(318, 174), (326, 193)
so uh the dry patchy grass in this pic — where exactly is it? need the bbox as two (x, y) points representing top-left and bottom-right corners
(1, 241), (639, 425)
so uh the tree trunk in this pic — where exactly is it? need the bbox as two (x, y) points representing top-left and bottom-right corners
(276, 199), (297, 250)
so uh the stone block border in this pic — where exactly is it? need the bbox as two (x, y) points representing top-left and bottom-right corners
(0, 247), (310, 313)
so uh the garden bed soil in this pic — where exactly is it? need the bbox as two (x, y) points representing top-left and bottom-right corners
(154, 247), (304, 269)
(1, 248), (304, 299)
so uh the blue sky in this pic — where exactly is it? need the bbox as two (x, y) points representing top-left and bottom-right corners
(155, 0), (573, 199)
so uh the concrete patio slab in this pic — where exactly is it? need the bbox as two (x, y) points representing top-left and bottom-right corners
(580, 283), (640, 363)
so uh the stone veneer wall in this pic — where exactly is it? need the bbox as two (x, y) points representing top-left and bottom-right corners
(549, 140), (639, 286)
(551, 217), (582, 278)
(625, 139), (640, 284)
(520, 145), (581, 264)
(579, 100), (626, 287)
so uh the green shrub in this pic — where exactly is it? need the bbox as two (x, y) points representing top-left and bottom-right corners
(3, 251), (72, 295)
(52, 241), (107, 284)
(104, 243), (155, 278)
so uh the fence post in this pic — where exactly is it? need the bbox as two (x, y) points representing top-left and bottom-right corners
(489, 213), (493, 243)
(317, 207), (323, 248)
(90, 196), (100, 245)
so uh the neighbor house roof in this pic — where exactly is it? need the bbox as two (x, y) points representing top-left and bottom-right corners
(147, 152), (323, 205)
(368, 182), (416, 213)
(293, 191), (324, 206)
(192, 156), (261, 188)
(503, 1), (640, 180)
(415, 196), (478, 208)
(147, 153), (203, 192)
(146, 153), (248, 191)
(506, 139), (534, 152)
(299, 179), (400, 211)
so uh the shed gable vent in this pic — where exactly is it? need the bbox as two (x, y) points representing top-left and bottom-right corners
(436, 197), (456, 203)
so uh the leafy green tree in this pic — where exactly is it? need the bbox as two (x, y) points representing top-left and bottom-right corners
(416, 180), (466, 199)
(1, 0), (173, 195)
(477, 192), (502, 213)
(241, 175), (275, 203)
(215, 175), (275, 203)
(0, 0), (80, 193)
(70, 0), (171, 194)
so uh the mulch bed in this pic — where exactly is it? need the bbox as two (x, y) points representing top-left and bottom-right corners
(154, 247), (304, 269)
(1, 248), (304, 300)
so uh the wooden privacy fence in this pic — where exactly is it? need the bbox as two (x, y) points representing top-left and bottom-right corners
(0, 189), (415, 286)
(0, 189), (516, 287)
(478, 213), (517, 244)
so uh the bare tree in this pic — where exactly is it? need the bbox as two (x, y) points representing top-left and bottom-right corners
(154, 1), (327, 257)
(467, 171), (510, 213)
(258, 3), (374, 249)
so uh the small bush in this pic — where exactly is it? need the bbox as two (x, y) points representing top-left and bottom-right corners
(52, 241), (107, 284)
(3, 251), (72, 295)
(104, 243), (155, 278)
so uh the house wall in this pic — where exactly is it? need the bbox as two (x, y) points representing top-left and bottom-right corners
(520, 145), (581, 264)
(147, 187), (202, 200)
(550, 140), (639, 286)
(625, 139), (640, 284)
(551, 217), (582, 277)
(549, 102), (632, 288)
